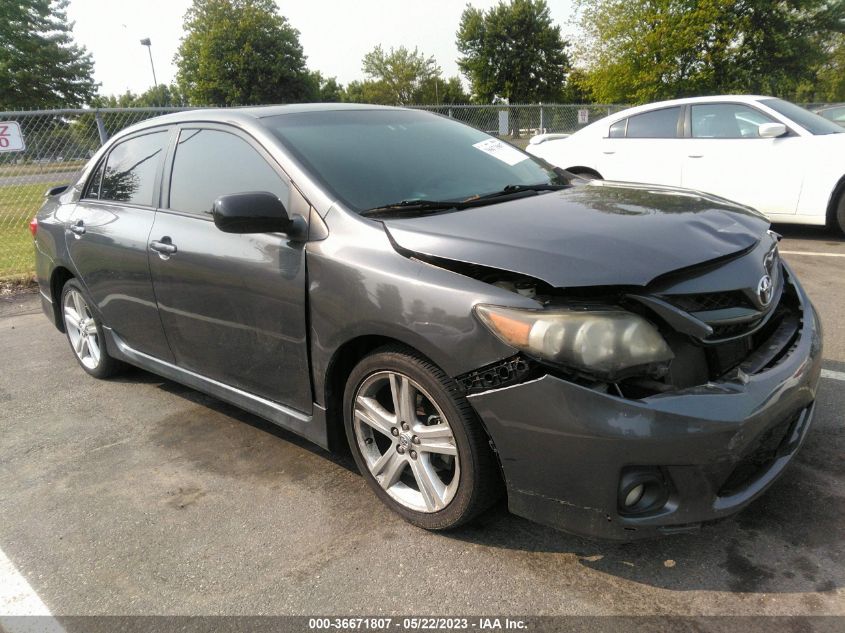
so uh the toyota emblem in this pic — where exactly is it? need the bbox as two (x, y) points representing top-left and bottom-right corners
(757, 275), (773, 307)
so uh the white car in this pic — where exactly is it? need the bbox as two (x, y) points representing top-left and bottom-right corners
(526, 95), (845, 233)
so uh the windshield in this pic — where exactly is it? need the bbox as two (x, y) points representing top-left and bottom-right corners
(263, 109), (565, 212)
(761, 98), (844, 135)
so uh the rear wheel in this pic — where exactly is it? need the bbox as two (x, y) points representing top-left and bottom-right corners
(61, 279), (124, 378)
(343, 346), (500, 530)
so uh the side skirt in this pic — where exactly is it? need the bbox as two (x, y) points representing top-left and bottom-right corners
(103, 326), (329, 449)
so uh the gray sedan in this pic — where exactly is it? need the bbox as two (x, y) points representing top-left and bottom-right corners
(32, 105), (821, 539)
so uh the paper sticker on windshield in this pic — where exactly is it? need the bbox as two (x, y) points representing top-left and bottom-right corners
(472, 139), (528, 166)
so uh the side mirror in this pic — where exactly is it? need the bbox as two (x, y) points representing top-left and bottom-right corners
(758, 122), (787, 139)
(212, 191), (292, 234)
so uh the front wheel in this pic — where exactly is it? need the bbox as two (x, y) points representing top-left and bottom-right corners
(343, 346), (500, 530)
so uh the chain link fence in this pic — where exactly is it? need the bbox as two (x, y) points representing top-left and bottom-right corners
(0, 101), (708, 281)
(414, 103), (628, 146)
(0, 107), (188, 281)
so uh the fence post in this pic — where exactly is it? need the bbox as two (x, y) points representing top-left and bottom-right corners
(448, 108), (453, 118)
(95, 110), (109, 145)
(539, 103), (544, 133)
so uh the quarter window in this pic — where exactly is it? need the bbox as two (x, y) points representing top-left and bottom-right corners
(100, 131), (167, 205)
(83, 159), (106, 200)
(691, 104), (776, 138)
(608, 119), (626, 138)
(168, 129), (289, 216)
(625, 107), (681, 138)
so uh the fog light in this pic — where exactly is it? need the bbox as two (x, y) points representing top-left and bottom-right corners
(624, 483), (645, 507)
(618, 467), (670, 516)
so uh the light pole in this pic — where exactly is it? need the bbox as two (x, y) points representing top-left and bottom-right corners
(140, 38), (158, 88)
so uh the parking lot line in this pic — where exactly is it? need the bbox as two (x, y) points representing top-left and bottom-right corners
(780, 250), (845, 257)
(0, 547), (64, 631)
(821, 369), (845, 382)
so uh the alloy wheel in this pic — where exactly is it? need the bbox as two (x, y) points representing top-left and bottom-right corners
(63, 288), (101, 370)
(352, 371), (460, 513)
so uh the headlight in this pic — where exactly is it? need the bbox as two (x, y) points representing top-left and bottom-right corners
(474, 304), (673, 379)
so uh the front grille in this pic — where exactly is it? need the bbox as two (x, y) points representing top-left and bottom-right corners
(709, 318), (764, 340)
(718, 407), (807, 495)
(663, 291), (754, 313)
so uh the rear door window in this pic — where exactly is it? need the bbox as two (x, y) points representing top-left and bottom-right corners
(168, 128), (289, 216)
(100, 131), (167, 206)
(625, 107), (681, 138)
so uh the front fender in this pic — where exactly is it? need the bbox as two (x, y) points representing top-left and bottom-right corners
(306, 209), (535, 407)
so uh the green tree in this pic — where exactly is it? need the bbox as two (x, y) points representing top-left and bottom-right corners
(91, 84), (188, 108)
(414, 76), (471, 104)
(577, 0), (845, 104)
(343, 79), (395, 104)
(457, 0), (570, 103)
(307, 71), (346, 102)
(361, 45), (441, 105)
(0, 0), (97, 109)
(174, 0), (313, 105)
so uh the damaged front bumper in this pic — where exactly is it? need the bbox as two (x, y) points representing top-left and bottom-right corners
(468, 280), (823, 540)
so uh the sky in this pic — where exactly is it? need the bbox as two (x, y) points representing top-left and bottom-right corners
(65, 0), (577, 97)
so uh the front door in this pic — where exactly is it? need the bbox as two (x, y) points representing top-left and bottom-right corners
(148, 126), (312, 412)
(66, 128), (174, 361)
(681, 102), (804, 215)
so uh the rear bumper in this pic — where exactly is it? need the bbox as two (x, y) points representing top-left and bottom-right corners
(468, 280), (823, 540)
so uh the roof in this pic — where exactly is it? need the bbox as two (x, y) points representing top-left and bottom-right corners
(108, 102), (411, 141)
(606, 95), (773, 119)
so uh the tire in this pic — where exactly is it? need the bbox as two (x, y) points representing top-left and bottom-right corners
(343, 345), (501, 530)
(833, 190), (845, 237)
(568, 168), (603, 181)
(60, 279), (124, 379)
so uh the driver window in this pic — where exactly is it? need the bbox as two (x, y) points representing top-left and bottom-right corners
(691, 104), (777, 139)
(169, 128), (290, 216)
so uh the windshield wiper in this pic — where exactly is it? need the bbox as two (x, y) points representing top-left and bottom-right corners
(464, 183), (569, 202)
(361, 183), (570, 218)
(360, 199), (463, 217)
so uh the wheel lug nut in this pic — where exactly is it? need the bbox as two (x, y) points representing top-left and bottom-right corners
(410, 450), (417, 460)
(412, 436), (420, 444)
(401, 422), (410, 431)
(397, 446), (405, 454)
(391, 428), (399, 436)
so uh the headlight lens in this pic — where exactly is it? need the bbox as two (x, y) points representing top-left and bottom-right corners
(474, 304), (673, 379)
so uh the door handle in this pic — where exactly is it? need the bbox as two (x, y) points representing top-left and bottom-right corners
(69, 220), (86, 236)
(688, 154), (704, 158)
(150, 238), (177, 257)
(602, 150), (616, 155)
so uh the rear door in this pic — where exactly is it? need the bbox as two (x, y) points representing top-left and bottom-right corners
(681, 102), (804, 215)
(67, 128), (174, 361)
(148, 124), (312, 411)
(597, 106), (684, 186)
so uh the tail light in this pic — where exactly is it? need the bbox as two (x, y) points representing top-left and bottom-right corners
(29, 217), (38, 237)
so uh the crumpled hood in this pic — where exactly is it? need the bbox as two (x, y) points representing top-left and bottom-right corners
(382, 181), (769, 288)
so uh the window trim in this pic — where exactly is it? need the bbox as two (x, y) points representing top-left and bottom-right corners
(162, 122), (294, 219)
(81, 126), (171, 210)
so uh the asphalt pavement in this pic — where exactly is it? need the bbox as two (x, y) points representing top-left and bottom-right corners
(0, 226), (843, 619)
